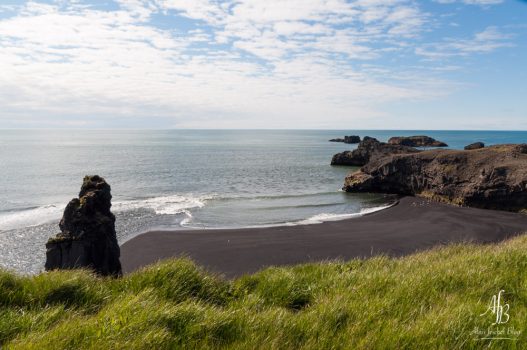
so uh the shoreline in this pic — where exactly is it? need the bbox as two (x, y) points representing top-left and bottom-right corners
(115, 198), (398, 246)
(120, 196), (527, 278)
(148, 201), (398, 233)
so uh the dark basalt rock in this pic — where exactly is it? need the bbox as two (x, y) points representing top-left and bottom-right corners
(331, 136), (420, 166)
(388, 135), (448, 147)
(343, 144), (527, 212)
(517, 144), (527, 154)
(464, 142), (485, 150)
(329, 135), (361, 144)
(45, 175), (122, 276)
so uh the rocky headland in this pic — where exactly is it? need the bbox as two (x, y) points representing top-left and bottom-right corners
(329, 135), (361, 144)
(343, 144), (527, 212)
(45, 175), (122, 276)
(388, 135), (448, 147)
(331, 136), (420, 166)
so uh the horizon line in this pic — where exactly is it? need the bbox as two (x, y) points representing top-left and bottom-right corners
(1, 128), (527, 132)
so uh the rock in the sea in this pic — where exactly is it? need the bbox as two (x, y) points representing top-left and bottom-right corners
(329, 135), (361, 144)
(343, 144), (527, 211)
(331, 136), (420, 166)
(464, 142), (485, 150)
(45, 175), (122, 276)
(388, 135), (448, 147)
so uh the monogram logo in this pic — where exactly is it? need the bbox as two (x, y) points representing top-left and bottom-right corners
(480, 289), (509, 325)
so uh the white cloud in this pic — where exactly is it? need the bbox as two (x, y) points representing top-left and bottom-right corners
(0, 0), (516, 128)
(155, 0), (225, 24)
(435, 0), (504, 5)
(415, 26), (513, 59)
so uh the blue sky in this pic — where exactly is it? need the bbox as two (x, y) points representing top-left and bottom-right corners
(0, 0), (525, 129)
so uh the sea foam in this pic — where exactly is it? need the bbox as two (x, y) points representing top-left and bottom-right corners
(0, 204), (65, 231)
(0, 194), (213, 231)
(112, 194), (212, 215)
(293, 203), (395, 226)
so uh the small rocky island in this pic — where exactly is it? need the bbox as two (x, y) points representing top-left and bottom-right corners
(329, 135), (361, 144)
(388, 135), (448, 147)
(331, 136), (420, 166)
(45, 175), (122, 276)
(464, 142), (485, 150)
(342, 144), (527, 212)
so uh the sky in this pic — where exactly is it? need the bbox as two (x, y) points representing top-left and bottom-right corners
(0, 0), (526, 129)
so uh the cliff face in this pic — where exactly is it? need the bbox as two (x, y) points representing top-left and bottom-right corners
(331, 137), (420, 166)
(45, 175), (122, 276)
(343, 144), (527, 211)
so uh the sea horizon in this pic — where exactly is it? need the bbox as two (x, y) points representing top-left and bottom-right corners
(2, 128), (527, 131)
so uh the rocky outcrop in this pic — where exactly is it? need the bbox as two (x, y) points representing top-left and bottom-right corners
(45, 175), (122, 276)
(388, 136), (448, 147)
(329, 135), (361, 144)
(331, 136), (420, 166)
(343, 144), (527, 211)
(465, 142), (485, 150)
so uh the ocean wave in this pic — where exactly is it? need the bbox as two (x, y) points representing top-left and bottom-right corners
(293, 212), (361, 225)
(179, 210), (194, 226)
(0, 194), (213, 231)
(359, 204), (395, 215)
(183, 203), (396, 230)
(289, 203), (395, 226)
(0, 204), (65, 231)
(0, 194), (394, 233)
(255, 202), (344, 210)
(208, 191), (340, 202)
(112, 194), (213, 215)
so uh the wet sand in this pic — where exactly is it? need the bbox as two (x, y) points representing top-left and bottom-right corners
(120, 197), (527, 278)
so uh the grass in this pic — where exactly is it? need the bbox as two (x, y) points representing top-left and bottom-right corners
(418, 190), (466, 206)
(1, 235), (527, 349)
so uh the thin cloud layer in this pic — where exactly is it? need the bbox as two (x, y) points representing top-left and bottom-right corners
(415, 26), (513, 59)
(435, 0), (503, 5)
(0, 0), (522, 128)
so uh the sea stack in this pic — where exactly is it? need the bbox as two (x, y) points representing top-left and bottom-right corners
(45, 175), (122, 276)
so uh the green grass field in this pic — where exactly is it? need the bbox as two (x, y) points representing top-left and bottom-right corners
(1, 234), (526, 349)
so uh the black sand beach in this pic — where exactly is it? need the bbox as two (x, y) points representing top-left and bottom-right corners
(121, 197), (527, 278)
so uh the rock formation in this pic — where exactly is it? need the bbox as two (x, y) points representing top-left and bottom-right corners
(464, 142), (485, 150)
(388, 136), (448, 147)
(329, 135), (361, 144)
(343, 144), (527, 211)
(45, 175), (122, 276)
(331, 136), (420, 166)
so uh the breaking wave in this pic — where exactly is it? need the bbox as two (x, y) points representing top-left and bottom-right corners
(288, 203), (396, 226)
(0, 194), (214, 231)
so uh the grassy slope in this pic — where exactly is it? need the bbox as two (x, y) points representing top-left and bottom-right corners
(1, 235), (526, 349)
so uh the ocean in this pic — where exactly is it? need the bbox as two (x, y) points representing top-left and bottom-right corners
(1, 129), (526, 274)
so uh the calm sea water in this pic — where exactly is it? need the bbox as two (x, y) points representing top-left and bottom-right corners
(1, 129), (525, 274)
